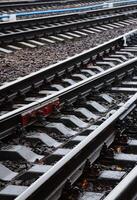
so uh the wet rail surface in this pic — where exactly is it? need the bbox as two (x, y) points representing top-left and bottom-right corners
(1, 30), (137, 199)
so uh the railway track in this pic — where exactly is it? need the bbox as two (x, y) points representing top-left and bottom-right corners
(1, 30), (137, 199)
(0, 4), (137, 52)
(0, 0), (103, 14)
(0, 54), (137, 200)
(58, 93), (137, 200)
(2, 3), (137, 31)
(0, 29), (136, 117)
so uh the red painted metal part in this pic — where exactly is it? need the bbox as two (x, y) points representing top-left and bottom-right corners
(21, 98), (60, 126)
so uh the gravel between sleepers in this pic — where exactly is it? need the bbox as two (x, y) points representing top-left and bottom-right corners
(0, 22), (137, 84)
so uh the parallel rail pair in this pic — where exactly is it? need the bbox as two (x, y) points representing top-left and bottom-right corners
(1, 30), (137, 200)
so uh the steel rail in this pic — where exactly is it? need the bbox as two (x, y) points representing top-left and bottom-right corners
(1, 0), (137, 19)
(0, 3), (137, 31)
(15, 90), (137, 200)
(0, 13), (129, 46)
(1, 27), (136, 109)
(0, 0), (34, 5)
(0, 30), (124, 94)
(0, 55), (136, 137)
(0, 28), (136, 135)
(9, 0), (137, 18)
(0, 0), (100, 10)
(104, 165), (137, 200)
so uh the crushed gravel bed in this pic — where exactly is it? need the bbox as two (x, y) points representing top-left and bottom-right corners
(0, 22), (137, 84)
